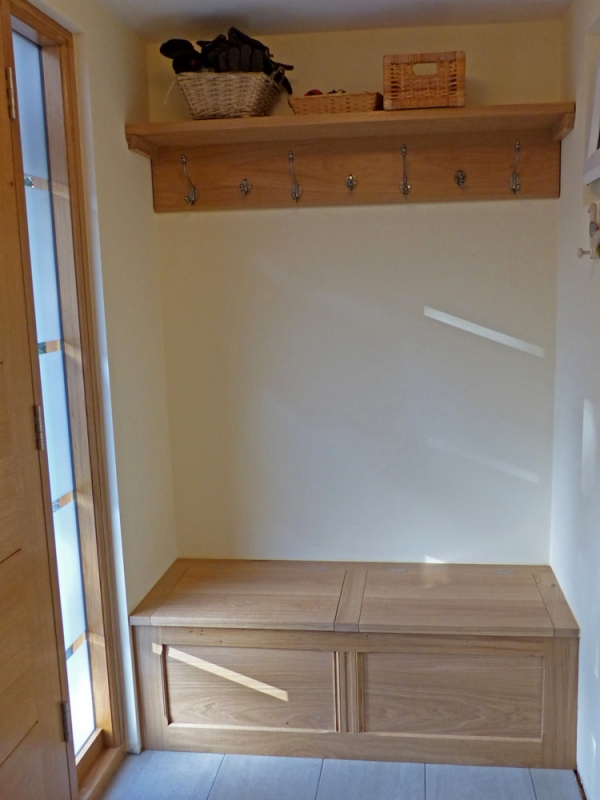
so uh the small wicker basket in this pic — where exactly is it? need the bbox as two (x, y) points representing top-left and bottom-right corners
(383, 51), (466, 110)
(289, 92), (383, 115)
(177, 71), (282, 119)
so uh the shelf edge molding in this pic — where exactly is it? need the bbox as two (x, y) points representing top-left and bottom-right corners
(126, 103), (575, 156)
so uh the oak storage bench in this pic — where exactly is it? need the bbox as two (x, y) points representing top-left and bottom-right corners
(131, 559), (579, 768)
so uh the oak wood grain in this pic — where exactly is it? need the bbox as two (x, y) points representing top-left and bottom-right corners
(130, 559), (190, 625)
(0, 3), (75, 794)
(533, 572), (579, 638)
(161, 628), (548, 657)
(360, 565), (555, 636)
(133, 626), (168, 750)
(150, 130), (559, 212)
(334, 569), (367, 632)
(125, 103), (575, 151)
(542, 637), (579, 768)
(0, 724), (46, 800)
(164, 725), (544, 767)
(131, 560), (578, 768)
(363, 652), (544, 738)
(180, 560), (346, 596)
(165, 645), (336, 732)
(0, 552), (37, 765)
(153, 593), (341, 630)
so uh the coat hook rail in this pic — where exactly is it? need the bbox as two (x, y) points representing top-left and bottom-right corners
(509, 141), (521, 194)
(400, 144), (411, 195)
(288, 151), (303, 202)
(181, 155), (198, 205)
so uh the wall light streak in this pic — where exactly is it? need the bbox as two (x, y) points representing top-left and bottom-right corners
(426, 437), (540, 484)
(424, 306), (545, 358)
(168, 647), (289, 702)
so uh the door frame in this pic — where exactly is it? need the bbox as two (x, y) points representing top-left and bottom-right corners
(1, 0), (126, 795)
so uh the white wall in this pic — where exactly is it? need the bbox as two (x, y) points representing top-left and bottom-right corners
(158, 201), (557, 563)
(551, 1), (600, 797)
(26, 0), (178, 751)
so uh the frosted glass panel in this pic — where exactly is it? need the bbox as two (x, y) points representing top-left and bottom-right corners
(66, 642), (95, 754)
(25, 188), (61, 344)
(13, 29), (96, 755)
(12, 33), (49, 179)
(53, 501), (86, 650)
(38, 351), (74, 502)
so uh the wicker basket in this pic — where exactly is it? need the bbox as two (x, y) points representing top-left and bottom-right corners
(383, 51), (466, 110)
(288, 92), (383, 115)
(177, 71), (282, 119)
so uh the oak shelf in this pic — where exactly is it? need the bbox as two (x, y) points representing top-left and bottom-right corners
(125, 102), (575, 211)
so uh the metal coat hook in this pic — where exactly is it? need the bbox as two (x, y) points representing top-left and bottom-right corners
(455, 170), (467, 187)
(240, 178), (252, 196)
(288, 151), (303, 202)
(400, 144), (411, 195)
(509, 141), (521, 194)
(181, 155), (198, 205)
(346, 174), (358, 192)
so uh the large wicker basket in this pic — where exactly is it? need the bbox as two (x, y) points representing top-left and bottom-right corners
(177, 71), (282, 119)
(383, 51), (466, 110)
(289, 91), (383, 115)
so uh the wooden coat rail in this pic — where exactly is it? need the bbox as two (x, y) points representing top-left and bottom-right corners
(125, 103), (575, 212)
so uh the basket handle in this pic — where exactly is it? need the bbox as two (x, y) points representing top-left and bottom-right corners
(411, 61), (440, 77)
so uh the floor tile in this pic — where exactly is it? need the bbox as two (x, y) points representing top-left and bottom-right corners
(207, 754), (323, 800)
(530, 769), (582, 800)
(425, 764), (537, 800)
(317, 759), (424, 800)
(101, 750), (223, 800)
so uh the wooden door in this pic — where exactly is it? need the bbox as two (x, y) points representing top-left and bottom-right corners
(0, 4), (74, 798)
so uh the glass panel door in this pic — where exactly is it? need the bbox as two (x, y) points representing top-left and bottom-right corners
(12, 30), (95, 755)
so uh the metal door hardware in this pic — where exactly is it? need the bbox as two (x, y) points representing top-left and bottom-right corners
(34, 405), (45, 451)
(6, 67), (16, 120)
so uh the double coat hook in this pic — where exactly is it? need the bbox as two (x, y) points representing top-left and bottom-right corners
(400, 144), (411, 195)
(288, 151), (303, 202)
(509, 141), (521, 194)
(181, 155), (198, 205)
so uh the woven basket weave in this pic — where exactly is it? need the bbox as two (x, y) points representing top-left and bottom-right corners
(177, 71), (282, 119)
(383, 51), (466, 110)
(288, 92), (383, 115)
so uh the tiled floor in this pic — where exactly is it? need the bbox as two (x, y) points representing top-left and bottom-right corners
(100, 751), (583, 800)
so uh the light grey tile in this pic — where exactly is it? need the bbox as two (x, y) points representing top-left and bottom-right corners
(317, 759), (424, 800)
(530, 769), (582, 800)
(426, 764), (536, 800)
(101, 752), (155, 800)
(102, 751), (224, 800)
(207, 754), (322, 800)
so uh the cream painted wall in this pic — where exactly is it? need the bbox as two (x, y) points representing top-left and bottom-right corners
(147, 19), (564, 122)
(550, 0), (600, 797)
(32, 0), (177, 613)
(159, 201), (557, 563)
(26, 0), (178, 750)
(155, 22), (561, 565)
